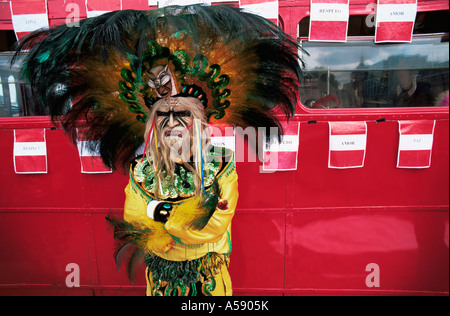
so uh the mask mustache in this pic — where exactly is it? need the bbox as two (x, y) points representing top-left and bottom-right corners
(161, 122), (193, 138)
(164, 130), (183, 137)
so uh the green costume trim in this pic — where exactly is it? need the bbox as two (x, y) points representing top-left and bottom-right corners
(131, 146), (234, 201)
(145, 252), (227, 296)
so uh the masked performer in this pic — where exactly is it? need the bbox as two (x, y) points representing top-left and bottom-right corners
(15, 4), (302, 296)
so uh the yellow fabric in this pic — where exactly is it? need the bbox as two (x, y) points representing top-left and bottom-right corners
(123, 151), (238, 262)
(124, 151), (237, 296)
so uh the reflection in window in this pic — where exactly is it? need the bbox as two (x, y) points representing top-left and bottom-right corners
(8, 74), (17, 106)
(300, 35), (449, 109)
(0, 53), (46, 117)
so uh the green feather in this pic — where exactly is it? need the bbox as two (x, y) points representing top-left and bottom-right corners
(189, 177), (221, 230)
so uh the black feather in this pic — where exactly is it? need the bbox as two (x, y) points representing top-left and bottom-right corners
(105, 213), (149, 284)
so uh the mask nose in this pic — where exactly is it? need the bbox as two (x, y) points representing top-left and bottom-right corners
(167, 111), (176, 128)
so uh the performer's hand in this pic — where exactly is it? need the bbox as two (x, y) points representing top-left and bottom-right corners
(147, 201), (173, 223)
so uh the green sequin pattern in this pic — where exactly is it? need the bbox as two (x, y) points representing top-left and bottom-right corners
(133, 147), (226, 199)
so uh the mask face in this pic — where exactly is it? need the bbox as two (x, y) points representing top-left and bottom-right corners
(155, 98), (194, 152)
(148, 65), (176, 98)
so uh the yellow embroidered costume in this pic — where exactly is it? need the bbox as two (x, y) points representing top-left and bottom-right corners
(123, 148), (238, 296)
(16, 4), (302, 296)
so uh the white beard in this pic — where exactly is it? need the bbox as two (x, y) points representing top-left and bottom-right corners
(160, 131), (192, 163)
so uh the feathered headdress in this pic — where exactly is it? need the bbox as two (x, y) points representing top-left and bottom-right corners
(14, 5), (303, 170)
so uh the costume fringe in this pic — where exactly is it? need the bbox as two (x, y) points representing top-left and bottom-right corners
(145, 252), (227, 296)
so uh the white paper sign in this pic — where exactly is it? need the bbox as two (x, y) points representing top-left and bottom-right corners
(398, 134), (434, 151)
(329, 134), (367, 151)
(310, 2), (349, 21)
(14, 142), (47, 156)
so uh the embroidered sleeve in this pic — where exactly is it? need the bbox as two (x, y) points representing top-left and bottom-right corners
(165, 167), (238, 245)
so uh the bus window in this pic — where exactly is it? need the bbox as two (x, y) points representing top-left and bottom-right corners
(0, 52), (46, 117)
(299, 11), (449, 109)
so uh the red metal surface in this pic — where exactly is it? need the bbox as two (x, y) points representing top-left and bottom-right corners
(0, 0), (449, 296)
(1, 115), (447, 296)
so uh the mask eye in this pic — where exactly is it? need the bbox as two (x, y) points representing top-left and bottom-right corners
(148, 79), (157, 88)
(160, 74), (171, 86)
(156, 111), (169, 117)
(174, 110), (191, 118)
